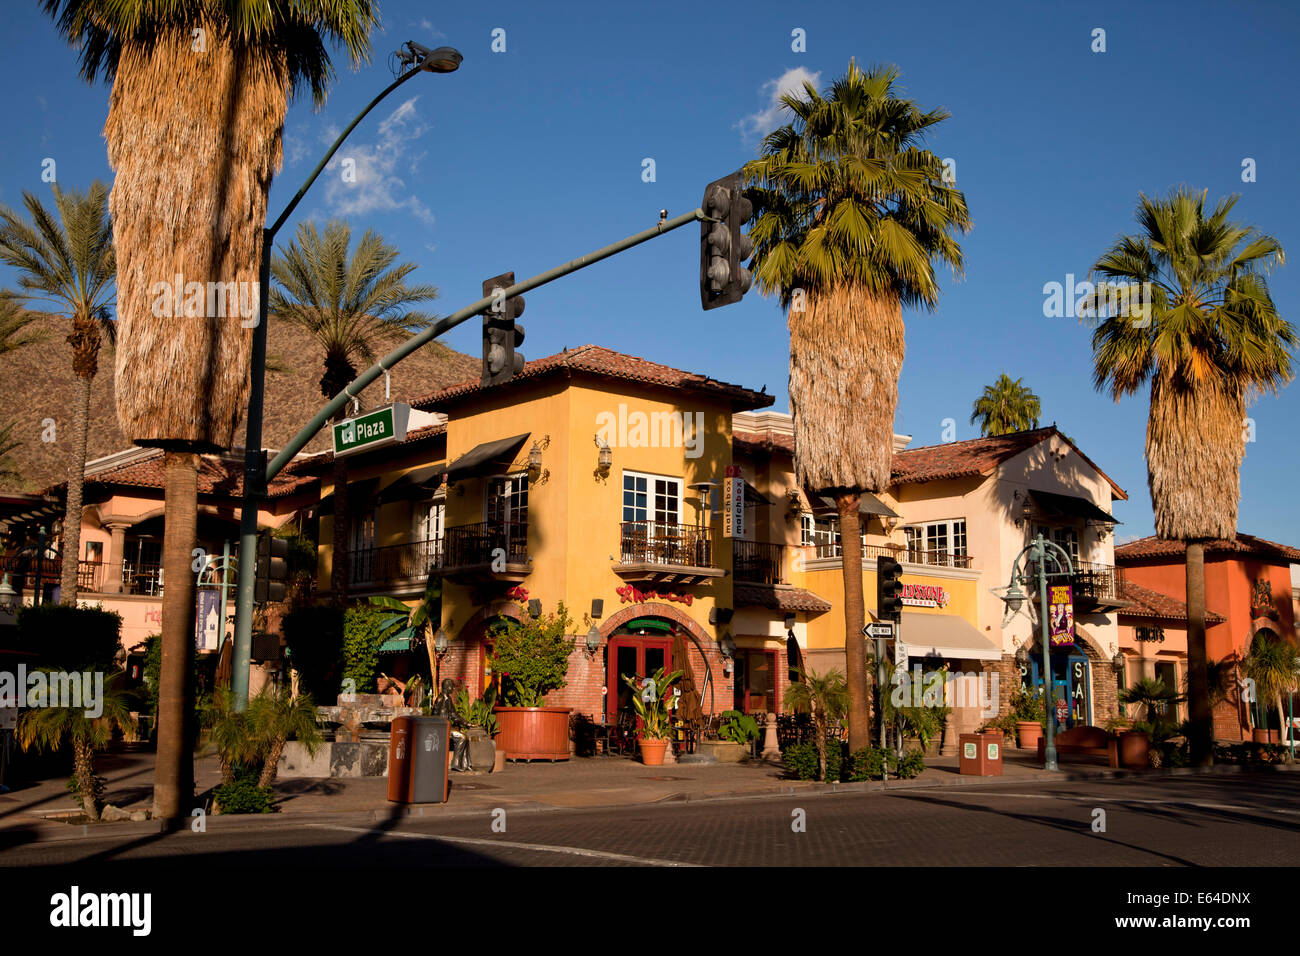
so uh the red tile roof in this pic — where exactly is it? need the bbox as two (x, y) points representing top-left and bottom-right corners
(1115, 533), (1300, 563)
(1119, 580), (1226, 623)
(413, 345), (774, 412)
(733, 429), (795, 457)
(891, 427), (1127, 499)
(734, 584), (832, 614)
(47, 451), (316, 500)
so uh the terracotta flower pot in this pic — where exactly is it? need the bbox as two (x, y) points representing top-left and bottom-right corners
(1118, 730), (1149, 770)
(1016, 721), (1043, 750)
(638, 738), (669, 766)
(1253, 728), (1279, 744)
(492, 706), (572, 761)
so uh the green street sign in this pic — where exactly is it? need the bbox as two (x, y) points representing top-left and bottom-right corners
(332, 403), (411, 458)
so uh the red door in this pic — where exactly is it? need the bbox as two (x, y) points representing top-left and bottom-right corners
(607, 637), (673, 722)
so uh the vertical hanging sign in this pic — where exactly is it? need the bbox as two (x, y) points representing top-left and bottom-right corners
(722, 465), (744, 539)
(1048, 584), (1075, 649)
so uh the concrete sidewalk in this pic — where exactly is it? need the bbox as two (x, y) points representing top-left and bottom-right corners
(4, 743), (1291, 842)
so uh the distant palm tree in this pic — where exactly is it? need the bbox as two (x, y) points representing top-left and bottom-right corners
(43, 0), (380, 822)
(270, 220), (437, 602)
(1087, 188), (1296, 765)
(1119, 676), (1183, 725)
(1242, 630), (1299, 742)
(17, 670), (135, 822)
(970, 373), (1041, 436)
(0, 183), (115, 603)
(785, 666), (850, 781)
(745, 61), (970, 752)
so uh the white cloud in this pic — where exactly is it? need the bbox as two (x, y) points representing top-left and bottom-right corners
(736, 67), (822, 141)
(321, 96), (436, 226)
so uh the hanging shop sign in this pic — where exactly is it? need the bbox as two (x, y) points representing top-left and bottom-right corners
(617, 585), (693, 606)
(900, 583), (949, 608)
(1048, 584), (1074, 649)
(722, 465), (744, 539)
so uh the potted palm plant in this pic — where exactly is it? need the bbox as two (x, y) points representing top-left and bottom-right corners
(489, 603), (577, 761)
(1010, 688), (1047, 750)
(453, 685), (500, 771)
(622, 665), (683, 766)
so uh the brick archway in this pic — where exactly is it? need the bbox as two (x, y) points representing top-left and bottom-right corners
(599, 602), (712, 645)
(455, 601), (522, 644)
(599, 603), (728, 716)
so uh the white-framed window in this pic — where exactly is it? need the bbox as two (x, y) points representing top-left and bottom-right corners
(488, 474), (529, 528)
(622, 471), (682, 526)
(799, 513), (864, 559)
(800, 513), (815, 547)
(1035, 524), (1080, 564)
(904, 519), (967, 566)
(413, 497), (445, 543)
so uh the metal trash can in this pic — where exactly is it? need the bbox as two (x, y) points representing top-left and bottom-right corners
(959, 731), (1003, 776)
(387, 716), (451, 803)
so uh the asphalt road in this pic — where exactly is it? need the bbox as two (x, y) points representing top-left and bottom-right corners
(2, 773), (1297, 868)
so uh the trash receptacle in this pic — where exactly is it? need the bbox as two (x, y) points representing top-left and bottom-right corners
(959, 731), (1003, 776)
(387, 716), (451, 803)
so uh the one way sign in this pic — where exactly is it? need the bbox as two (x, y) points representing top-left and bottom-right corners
(862, 622), (893, 639)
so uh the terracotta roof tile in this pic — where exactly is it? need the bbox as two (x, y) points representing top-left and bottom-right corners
(413, 345), (773, 412)
(46, 450), (315, 499)
(891, 426), (1127, 499)
(1119, 580), (1226, 624)
(734, 584), (832, 614)
(1115, 533), (1300, 563)
(733, 429), (795, 457)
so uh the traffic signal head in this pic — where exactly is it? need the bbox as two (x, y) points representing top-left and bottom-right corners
(254, 534), (290, 604)
(877, 555), (903, 623)
(482, 270), (526, 386)
(700, 171), (754, 310)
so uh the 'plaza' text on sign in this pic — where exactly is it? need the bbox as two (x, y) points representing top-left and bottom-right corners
(332, 404), (411, 458)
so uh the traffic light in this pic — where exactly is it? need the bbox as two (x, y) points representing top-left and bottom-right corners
(699, 171), (754, 310)
(877, 555), (903, 623)
(482, 270), (526, 385)
(254, 533), (290, 603)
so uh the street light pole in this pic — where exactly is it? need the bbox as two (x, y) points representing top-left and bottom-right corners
(231, 46), (463, 710)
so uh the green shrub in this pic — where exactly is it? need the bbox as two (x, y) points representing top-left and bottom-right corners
(213, 766), (276, 815)
(719, 709), (760, 745)
(13, 604), (121, 671)
(783, 739), (844, 781)
(282, 605), (345, 701)
(342, 605), (388, 694)
(897, 749), (925, 779)
(488, 603), (577, 707)
(848, 747), (888, 781)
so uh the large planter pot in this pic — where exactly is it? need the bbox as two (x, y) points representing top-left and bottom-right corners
(1252, 728), (1279, 744)
(638, 738), (669, 766)
(1016, 722), (1043, 751)
(492, 706), (572, 761)
(699, 740), (748, 763)
(1118, 730), (1150, 770)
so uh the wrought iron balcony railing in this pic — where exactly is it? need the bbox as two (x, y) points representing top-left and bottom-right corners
(733, 540), (786, 584)
(442, 520), (528, 571)
(349, 539), (443, 587)
(619, 520), (714, 569)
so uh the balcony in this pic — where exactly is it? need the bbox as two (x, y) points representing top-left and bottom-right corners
(615, 520), (723, 586)
(1028, 558), (1129, 612)
(802, 542), (974, 570)
(439, 521), (529, 583)
(350, 539), (443, 589)
(733, 540), (786, 585)
(902, 548), (974, 570)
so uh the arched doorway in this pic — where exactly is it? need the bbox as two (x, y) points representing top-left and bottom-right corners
(606, 616), (676, 723)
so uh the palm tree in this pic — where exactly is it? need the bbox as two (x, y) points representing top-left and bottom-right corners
(1119, 676), (1183, 725)
(248, 684), (322, 787)
(744, 62), (971, 751)
(0, 183), (115, 602)
(372, 571), (442, 685)
(44, 0), (379, 822)
(970, 373), (1041, 436)
(16, 670), (135, 822)
(270, 220), (437, 602)
(1242, 630), (1299, 743)
(785, 666), (850, 781)
(1087, 188), (1295, 765)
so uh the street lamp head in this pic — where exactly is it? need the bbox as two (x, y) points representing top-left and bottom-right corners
(420, 46), (463, 73)
(433, 627), (449, 655)
(0, 572), (16, 613)
(1002, 580), (1027, 614)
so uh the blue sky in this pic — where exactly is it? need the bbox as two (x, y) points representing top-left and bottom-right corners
(2, 0), (1298, 546)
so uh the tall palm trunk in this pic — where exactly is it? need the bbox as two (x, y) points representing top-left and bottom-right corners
(72, 735), (100, 822)
(259, 735), (287, 788)
(154, 451), (199, 821)
(838, 495), (869, 753)
(1185, 541), (1212, 765)
(59, 371), (94, 603)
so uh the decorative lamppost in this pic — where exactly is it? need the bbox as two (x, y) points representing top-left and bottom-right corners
(998, 533), (1075, 771)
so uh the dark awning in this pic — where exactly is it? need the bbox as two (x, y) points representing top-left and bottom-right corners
(445, 434), (530, 482)
(377, 463), (447, 502)
(815, 492), (899, 519)
(743, 481), (775, 506)
(1030, 489), (1120, 524)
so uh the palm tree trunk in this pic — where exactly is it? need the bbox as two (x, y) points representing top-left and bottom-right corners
(73, 735), (100, 822)
(814, 716), (827, 782)
(259, 736), (286, 788)
(330, 447), (350, 605)
(153, 451), (199, 821)
(838, 495), (869, 752)
(59, 373), (94, 603)
(1185, 540), (1213, 765)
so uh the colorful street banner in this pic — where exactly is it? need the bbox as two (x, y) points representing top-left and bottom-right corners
(196, 588), (221, 652)
(1048, 584), (1074, 649)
